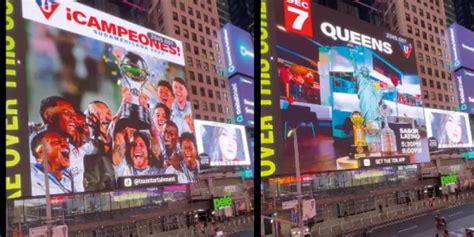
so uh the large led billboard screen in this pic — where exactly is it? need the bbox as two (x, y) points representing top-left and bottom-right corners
(194, 120), (251, 167)
(229, 74), (254, 127)
(455, 68), (474, 113)
(220, 23), (254, 78)
(448, 23), (474, 71)
(6, 1), (198, 199)
(261, 1), (429, 177)
(425, 108), (473, 149)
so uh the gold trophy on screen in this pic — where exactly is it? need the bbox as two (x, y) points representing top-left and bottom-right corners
(350, 111), (366, 147)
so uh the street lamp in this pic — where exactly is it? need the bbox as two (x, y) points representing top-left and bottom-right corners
(287, 123), (306, 237)
(42, 142), (53, 237)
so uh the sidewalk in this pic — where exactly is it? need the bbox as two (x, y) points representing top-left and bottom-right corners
(311, 190), (474, 237)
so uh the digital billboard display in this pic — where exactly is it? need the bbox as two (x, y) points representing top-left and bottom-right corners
(6, 0), (197, 199)
(261, 1), (429, 177)
(229, 74), (254, 127)
(220, 23), (254, 78)
(194, 120), (251, 167)
(455, 68), (474, 113)
(425, 108), (473, 149)
(448, 23), (474, 71)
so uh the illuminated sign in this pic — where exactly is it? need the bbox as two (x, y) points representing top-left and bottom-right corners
(425, 108), (473, 149)
(455, 68), (474, 113)
(263, 1), (426, 176)
(229, 75), (254, 127)
(22, 0), (184, 65)
(7, 1), (196, 199)
(194, 120), (251, 167)
(448, 24), (474, 71)
(440, 171), (457, 187)
(320, 22), (393, 54)
(284, 0), (312, 37)
(220, 23), (254, 78)
(118, 175), (178, 189)
(213, 193), (233, 210)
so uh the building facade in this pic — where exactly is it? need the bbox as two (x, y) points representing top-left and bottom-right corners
(382, 0), (459, 111)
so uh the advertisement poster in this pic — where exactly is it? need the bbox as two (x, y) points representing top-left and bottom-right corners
(7, 1), (198, 199)
(229, 74), (254, 127)
(262, 1), (429, 176)
(425, 108), (473, 149)
(455, 68), (474, 113)
(220, 23), (254, 78)
(448, 23), (474, 71)
(194, 120), (251, 167)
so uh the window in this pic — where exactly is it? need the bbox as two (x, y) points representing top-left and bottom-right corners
(209, 52), (215, 60)
(210, 103), (215, 112)
(172, 12), (178, 21)
(223, 92), (228, 102)
(198, 73), (203, 83)
(171, 0), (176, 7)
(202, 101), (208, 111)
(190, 20), (195, 28)
(221, 79), (226, 88)
(194, 46), (199, 55)
(225, 106), (229, 114)
(174, 25), (180, 35)
(179, 2), (185, 11)
(185, 42), (190, 52)
(435, 70), (439, 77)
(189, 71), (195, 81)
(187, 56), (193, 66)
(181, 16), (187, 25)
(193, 100), (199, 110)
(218, 104), (223, 113)
(188, 7), (193, 15)
(191, 85), (197, 95)
(407, 25), (413, 34)
(427, 67), (432, 76)
(213, 78), (218, 86)
(197, 11), (201, 19)
(411, 5), (416, 13)
(431, 92), (436, 100)
(449, 84), (453, 92)
(201, 48), (207, 58)
(220, 118), (225, 122)
(198, 23), (203, 32)
(413, 16), (418, 25)
(200, 37), (205, 45)
(445, 95), (449, 102)
(199, 87), (205, 96)
(443, 83), (447, 90)
(450, 96), (454, 103)
(204, 115), (209, 120)
(212, 116), (217, 121)
(216, 91), (221, 100)
(183, 29), (189, 38)
(208, 89), (213, 98)
(196, 59), (201, 69)
(417, 53), (423, 61)
(415, 28), (420, 37)
(206, 76), (211, 85)
(204, 62), (209, 71)
(422, 78), (427, 86)
(423, 90), (429, 99)
(436, 81), (441, 89)
(419, 65), (425, 74)
(192, 33), (197, 42)
(211, 18), (216, 26)
(441, 71), (445, 79)
(429, 80), (434, 88)
(204, 14), (208, 23)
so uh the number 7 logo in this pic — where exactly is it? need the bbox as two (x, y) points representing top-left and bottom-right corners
(284, 0), (313, 38)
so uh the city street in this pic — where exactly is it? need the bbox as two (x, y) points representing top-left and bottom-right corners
(372, 203), (474, 237)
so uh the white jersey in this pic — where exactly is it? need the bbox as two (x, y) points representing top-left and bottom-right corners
(31, 164), (74, 196)
(67, 141), (98, 192)
(164, 164), (196, 183)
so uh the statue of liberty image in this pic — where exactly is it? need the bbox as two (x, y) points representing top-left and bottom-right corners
(348, 46), (384, 152)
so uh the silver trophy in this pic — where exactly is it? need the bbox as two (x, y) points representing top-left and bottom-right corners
(119, 52), (151, 130)
(379, 103), (397, 155)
